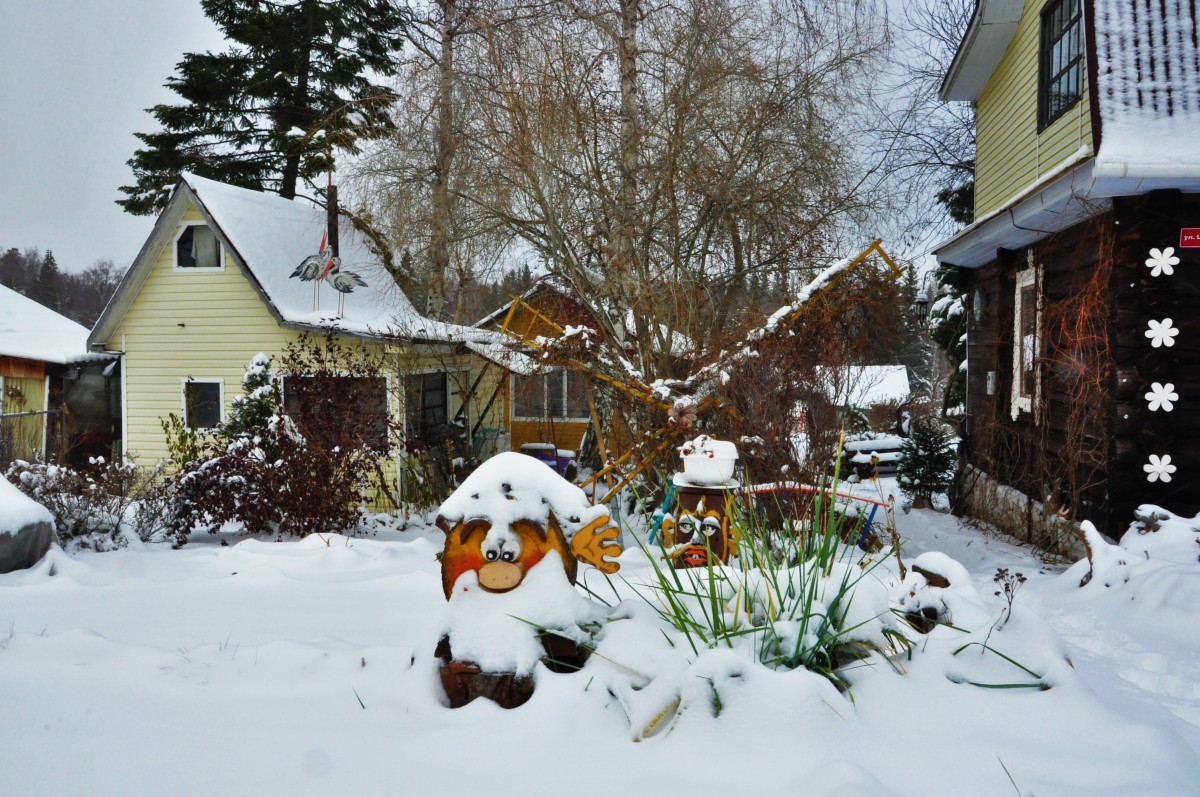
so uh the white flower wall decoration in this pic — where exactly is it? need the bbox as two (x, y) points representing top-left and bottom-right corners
(1145, 318), (1179, 348)
(1145, 247), (1180, 277)
(1145, 382), (1179, 412)
(1144, 454), (1177, 483)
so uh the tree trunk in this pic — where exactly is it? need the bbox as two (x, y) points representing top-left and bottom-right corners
(428, 0), (458, 320)
(615, 0), (649, 370)
(280, 0), (315, 200)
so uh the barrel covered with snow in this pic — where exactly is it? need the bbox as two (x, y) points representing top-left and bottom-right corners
(0, 475), (54, 574)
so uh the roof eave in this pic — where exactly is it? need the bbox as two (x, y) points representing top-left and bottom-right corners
(934, 153), (1101, 268)
(88, 180), (193, 350)
(939, 0), (1025, 103)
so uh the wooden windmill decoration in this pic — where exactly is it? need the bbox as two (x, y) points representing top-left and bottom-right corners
(489, 239), (904, 503)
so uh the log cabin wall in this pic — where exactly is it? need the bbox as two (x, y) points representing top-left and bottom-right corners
(1110, 191), (1200, 523)
(961, 216), (1116, 539)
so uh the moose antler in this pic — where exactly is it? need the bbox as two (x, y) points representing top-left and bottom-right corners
(570, 515), (622, 574)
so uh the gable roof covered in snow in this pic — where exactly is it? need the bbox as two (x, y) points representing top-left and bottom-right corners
(0, 284), (108, 365)
(89, 173), (499, 350)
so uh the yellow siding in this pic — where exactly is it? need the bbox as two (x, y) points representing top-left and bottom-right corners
(975, 0), (1093, 217)
(2, 375), (47, 461)
(114, 204), (295, 463)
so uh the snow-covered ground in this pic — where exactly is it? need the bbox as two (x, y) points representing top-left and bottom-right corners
(1, 478), (1197, 796)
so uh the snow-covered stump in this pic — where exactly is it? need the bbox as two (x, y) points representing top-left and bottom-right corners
(0, 475), (54, 574)
(661, 436), (739, 568)
(433, 452), (621, 709)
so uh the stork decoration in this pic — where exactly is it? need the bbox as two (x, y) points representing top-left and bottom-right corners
(288, 189), (368, 317)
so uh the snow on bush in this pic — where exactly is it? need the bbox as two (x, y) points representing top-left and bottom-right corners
(4, 457), (172, 550)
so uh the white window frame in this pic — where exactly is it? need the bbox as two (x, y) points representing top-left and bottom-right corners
(511, 367), (590, 422)
(1011, 257), (1042, 421)
(172, 221), (225, 272)
(182, 377), (224, 431)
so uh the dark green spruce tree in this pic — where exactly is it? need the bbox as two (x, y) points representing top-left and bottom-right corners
(29, 251), (63, 313)
(897, 416), (957, 507)
(119, 0), (404, 215)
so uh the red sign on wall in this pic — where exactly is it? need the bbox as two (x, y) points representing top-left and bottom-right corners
(1181, 228), (1200, 248)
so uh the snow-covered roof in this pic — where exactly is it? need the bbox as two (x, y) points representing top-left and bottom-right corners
(1093, 0), (1200, 178)
(178, 173), (495, 344)
(90, 174), (503, 350)
(0, 284), (109, 365)
(817, 365), (910, 408)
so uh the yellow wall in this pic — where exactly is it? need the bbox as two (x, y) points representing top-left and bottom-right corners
(114, 206), (297, 462)
(974, 0), (1093, 217)
(2, 374), (47, 461)
(107, 201), (503, 507)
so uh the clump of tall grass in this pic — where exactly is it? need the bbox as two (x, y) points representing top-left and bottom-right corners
(631, 466), (909, 692)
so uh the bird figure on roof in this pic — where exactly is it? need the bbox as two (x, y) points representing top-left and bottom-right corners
(292, 230), (333, 312)
(290, 249), (330, 282)
(319, 257), (367, 317)
(319, 257), (366, 294)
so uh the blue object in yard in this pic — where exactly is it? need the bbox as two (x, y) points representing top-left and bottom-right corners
(648, 482), (677, 545)
(856, 505), (880, 550)
(520, 442), (559, 470)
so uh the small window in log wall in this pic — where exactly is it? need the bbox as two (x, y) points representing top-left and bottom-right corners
(1011, 263), (1041, 420)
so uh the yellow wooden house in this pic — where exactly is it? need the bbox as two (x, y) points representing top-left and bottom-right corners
(935, 0), (1200, 546)
(87, 173), (507, 503)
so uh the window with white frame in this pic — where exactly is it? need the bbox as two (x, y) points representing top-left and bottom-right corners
(1011, 260), (1041, 419)
(174, 222), (223, 270)
(513, 368), (588, 421)
(183, 378), (223, 430)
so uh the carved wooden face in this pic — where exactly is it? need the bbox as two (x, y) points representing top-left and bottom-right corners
(440, 514), (578, 599)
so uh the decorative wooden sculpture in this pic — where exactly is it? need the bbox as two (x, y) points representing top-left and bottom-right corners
(440, 513), (620, 599)
(660, 481), (737, 568)
(434, 452), (621, 708)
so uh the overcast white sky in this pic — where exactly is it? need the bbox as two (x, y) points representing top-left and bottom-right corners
(0, 1), (226, 272)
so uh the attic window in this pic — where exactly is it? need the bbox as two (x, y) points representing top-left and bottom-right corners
(513, 368), (589, 422)
(1038, 0), (1083, 130)
(174, 223), (223, 270)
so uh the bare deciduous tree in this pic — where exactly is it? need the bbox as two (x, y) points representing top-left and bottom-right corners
(359, 1), (890, 372)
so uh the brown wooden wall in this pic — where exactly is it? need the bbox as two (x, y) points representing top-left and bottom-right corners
(962, 216), (1116, 537)
(0, 356), (46, 380)
(961, 191), (1200, 537)
(1109, 191), (1200, 523)
(484, 285), (604, 456)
